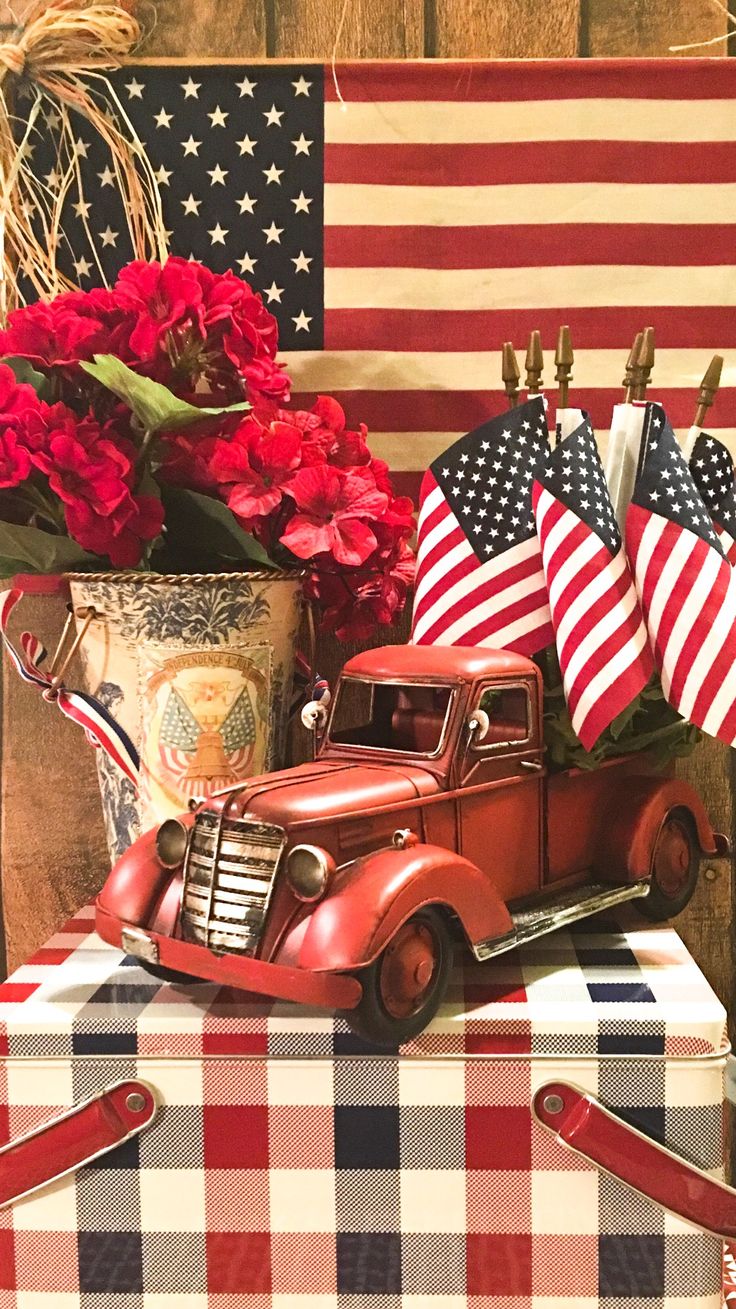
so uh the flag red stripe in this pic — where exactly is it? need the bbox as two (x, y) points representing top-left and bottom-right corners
(556, 558), (635, 666)
(325, 225), (736, 272)
(292, 388), (736, 433)
(637, 519), (694, 666)
(566, 615), (649, 746)
(325, 142), (736, 188)
(673, 566), (733, 715)
(323, 308), (736, 350)
(325, 59), (736, 102)
(417, 550), (547, 646)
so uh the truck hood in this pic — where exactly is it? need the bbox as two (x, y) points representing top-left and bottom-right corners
(202, 759), (440, 828)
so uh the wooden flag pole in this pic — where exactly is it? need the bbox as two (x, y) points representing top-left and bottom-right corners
(502, 341), (521, 408)
(624, 331), (644, 403)
(555, 325), (573, 410)
(525, 330), (544, 394)
(694, 354), (723, 428)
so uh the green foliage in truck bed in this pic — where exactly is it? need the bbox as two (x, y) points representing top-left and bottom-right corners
(536, 647), (701, 772)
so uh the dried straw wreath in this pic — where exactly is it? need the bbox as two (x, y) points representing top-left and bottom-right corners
(0, 0), (167, 313)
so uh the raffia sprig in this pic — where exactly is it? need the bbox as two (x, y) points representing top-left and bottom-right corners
(0, 0), (168, 317)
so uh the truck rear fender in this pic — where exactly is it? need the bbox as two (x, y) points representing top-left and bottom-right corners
(295, 843), (513, 972)
(594, 776), (726, 882)
(97, 814), (194, 931)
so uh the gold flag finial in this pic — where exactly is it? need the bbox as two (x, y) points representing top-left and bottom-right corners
(623, 331), (643, 401)
(555, 325), (573, 409)
(694, 354), (724, 428)
(525, 330), (544, 394)
(502, 341), (520, 408)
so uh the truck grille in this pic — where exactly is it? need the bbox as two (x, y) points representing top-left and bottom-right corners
(180, 810), (286, 955)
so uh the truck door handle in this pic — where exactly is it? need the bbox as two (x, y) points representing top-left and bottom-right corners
(533, 1080), (736, 1239)
(519, 758), (543, 772)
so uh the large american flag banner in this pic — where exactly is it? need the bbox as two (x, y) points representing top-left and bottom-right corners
(689, 431), (736, 563)
(533, 415), (652, 750)
(411, 396), (553, 654)
(24, 58), (736, 502)
(626, 403), (736, 747)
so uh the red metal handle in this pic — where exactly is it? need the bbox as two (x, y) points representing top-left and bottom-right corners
(0, 1079), (157, 1208)
(533, 1079), (734, 1240)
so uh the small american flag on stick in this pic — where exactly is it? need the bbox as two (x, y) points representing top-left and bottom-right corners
(626, 404), (736, 747)
(689, 431), (736, 564)
(533, 415), (653, 750)
(411, 396), (553, 655)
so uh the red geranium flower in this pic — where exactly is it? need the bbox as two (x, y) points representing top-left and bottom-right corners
(113, 258), (205, 361)
(65, 493), (164, 568)
(0, 428), (31, 488)
(212, 417), (302, 520)
(280, 465), (388, 566)
(30, 410), (133, 516)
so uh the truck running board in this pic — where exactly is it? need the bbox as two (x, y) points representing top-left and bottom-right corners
(473, 880), (651, 961)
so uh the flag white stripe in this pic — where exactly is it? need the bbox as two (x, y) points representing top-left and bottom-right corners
(433, 564), (548, 648)
(573, 618), (650, 735)
(699, 571), (736, 740)
(476, 598), (551, 650)
(678, 563), (736, 727)
(412, 537), (474, 623)
(716, 523), (736, 557)
(417, 483), (444, 533)
(286, 348), (736, 390)
(326, 182), (736, 228)
(647, 532), (703, 695)
(325, 98), (736, 145)
(631, 514), (667, 604)
(659, 547), (723, 705)
(414, 506), (458, 574)
(413, 536), (544, 645)
(547, 532), (602, 612)
(554, 545), (628, 655)
(563, 577), (639, 696)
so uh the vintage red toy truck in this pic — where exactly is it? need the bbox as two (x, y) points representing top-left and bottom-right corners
(96, 644), (728, 1044)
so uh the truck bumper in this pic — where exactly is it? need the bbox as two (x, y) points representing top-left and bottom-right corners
(95, 899), (363, 1012)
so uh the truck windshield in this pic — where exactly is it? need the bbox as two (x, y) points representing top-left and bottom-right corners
(328, 680), (453, 756)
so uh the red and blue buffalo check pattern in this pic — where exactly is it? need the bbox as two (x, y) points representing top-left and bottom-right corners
(0, 904), (728, 1306)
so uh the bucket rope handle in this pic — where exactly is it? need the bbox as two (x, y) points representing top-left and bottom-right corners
(0, 578), (140, 787)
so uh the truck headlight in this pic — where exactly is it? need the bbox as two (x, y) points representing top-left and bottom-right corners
(286, 844), (335, 902)
(156, 818), (188, 869)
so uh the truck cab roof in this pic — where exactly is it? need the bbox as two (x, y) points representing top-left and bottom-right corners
(342, 644), (540, 684)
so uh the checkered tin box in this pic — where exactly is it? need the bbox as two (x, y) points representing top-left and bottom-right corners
(0, 902), (729, 1308)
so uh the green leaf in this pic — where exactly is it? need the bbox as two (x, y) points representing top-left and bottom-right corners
(160, 487), (277, 569)
(80, 355), (250, 434)
(0, 522), (99, 577)
(2, 356), (50, 399)
(608, 697), (640, 740)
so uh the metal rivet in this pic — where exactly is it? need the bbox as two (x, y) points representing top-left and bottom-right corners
(542, 1093), (564, 1115)
(126, 1092), (146, 1113)
(704, 865), (718, 882)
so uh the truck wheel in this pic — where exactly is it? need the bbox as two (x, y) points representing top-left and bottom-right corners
(342, 907), (453, 1045)
(636, 808), (699, 921)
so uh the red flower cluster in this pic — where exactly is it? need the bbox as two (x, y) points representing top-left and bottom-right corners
(0, 257), (289, 407)
(0, 367), (163, 567)
(0, 257), (414, 636)
(162, 396), (415, 639)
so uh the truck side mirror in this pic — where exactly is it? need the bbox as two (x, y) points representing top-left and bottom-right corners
(467, 709), (490, 744)
(301, 700), (329, 734)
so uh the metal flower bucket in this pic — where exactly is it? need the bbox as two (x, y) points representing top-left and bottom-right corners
(66, 570), (304, 865)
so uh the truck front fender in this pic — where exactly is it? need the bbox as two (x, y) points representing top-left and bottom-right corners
(594, 776), (728, 883)
(296, 843), (513, 972)
(97, 814), (194, 933)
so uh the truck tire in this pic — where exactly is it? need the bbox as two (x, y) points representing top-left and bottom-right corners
(341, 907), (453, 1046)
(636, 807), (699, 921)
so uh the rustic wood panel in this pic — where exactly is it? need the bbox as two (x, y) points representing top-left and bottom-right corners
(270, 0), (424, 58)
(1, 593), (109, 975)
(676, 740), (734, 1009)
(429, 0), (579, 58)
(582, 0), (729, 57)
(137, 0), (267, 57)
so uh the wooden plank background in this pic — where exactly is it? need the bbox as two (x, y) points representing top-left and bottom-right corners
(1, 0), (734, 1019)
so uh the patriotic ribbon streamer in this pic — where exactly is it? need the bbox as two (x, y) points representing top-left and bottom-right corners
(0, 588), (140, 788)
